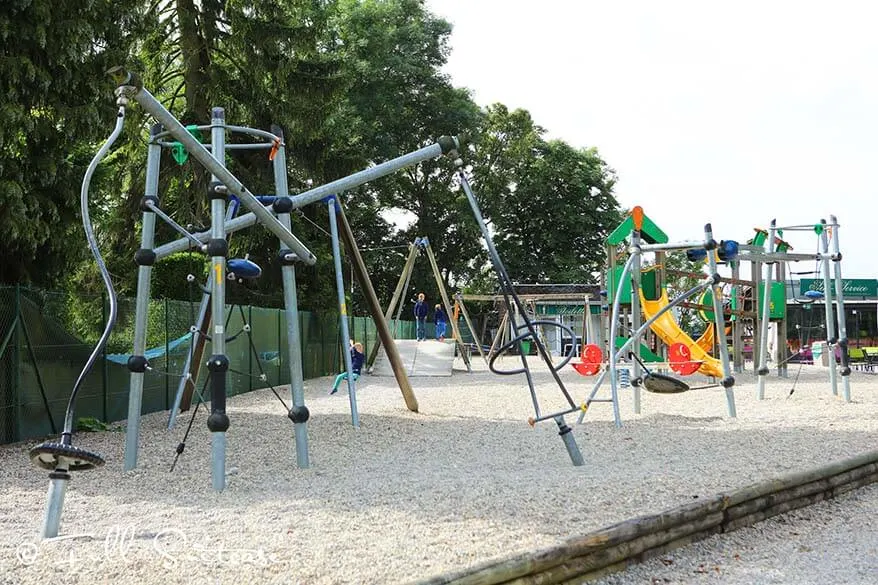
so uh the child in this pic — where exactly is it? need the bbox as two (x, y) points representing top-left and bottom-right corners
(434, 304), (447, 341)
(414, 292), (428, 341)
(330, 339), (365, 395)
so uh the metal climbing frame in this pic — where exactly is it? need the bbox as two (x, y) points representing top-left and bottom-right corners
(30, 68), (465, 540)
(755, 218), (851, 402)
(117, 100), (316, 488)
(576, 213), (736, 427)
(110, 68), (461, 478)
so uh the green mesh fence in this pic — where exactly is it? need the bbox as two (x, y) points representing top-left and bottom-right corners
(0, 285), (418, 445)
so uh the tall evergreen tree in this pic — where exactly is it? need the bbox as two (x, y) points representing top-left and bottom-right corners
(0, 1), (145, 285)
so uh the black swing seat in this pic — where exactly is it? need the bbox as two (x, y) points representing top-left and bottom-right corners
(642, 372), (691, 394)
(30, 442), (105, 471)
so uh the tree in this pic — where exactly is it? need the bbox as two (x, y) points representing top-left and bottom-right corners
(0, 1), (146, 285)
(89, 0), (348, 307)
(326, 0), (484, 310)
(467, 104), (622, 286)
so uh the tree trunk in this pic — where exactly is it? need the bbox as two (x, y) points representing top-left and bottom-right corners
(176, 0), (211, 123)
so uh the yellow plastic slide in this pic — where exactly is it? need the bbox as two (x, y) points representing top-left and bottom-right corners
(638, 289), (725, 378)
(695, 323), (715, 354)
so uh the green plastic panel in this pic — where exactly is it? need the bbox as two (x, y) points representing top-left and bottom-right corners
(607, 267), (658, 304)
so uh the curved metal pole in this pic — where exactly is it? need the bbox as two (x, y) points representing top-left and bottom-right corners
(63, 106), (126, 442)
(153, 123), (282, 144)
(608, 253), (637, 427)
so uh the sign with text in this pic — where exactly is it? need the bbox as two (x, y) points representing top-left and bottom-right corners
(799, 278), (877, 298)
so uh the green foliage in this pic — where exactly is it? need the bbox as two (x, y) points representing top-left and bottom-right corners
(468, 104), (622, 285)
(75, 416), (121, 432)
(3, 0), (625, 318)
(0, 0), (147, 285)
(152, 252), (208, 300)
(327, 0), (485, 309)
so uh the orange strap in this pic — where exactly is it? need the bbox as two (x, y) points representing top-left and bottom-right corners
(269, 138), (281, 161)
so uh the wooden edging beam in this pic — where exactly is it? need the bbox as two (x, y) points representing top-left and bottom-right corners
(413, 449), (878, 585)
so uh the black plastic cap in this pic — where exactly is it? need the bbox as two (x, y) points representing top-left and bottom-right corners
(208, 181), (226, 200)
(139, 195), (159, 213)
(272, 196), (293, 214)
(134, 248), (156, 266)
(840, 367), (851, 376)
(278, 248), (298, 266)
(127, 355), (149, 373)
(211, 107), (225, 120)
(721, 376), (735, 388)
(206, 239), (228, 258)
(150, 123), (163, 138)
(207, 412), (230, 432)
(288, 405), (310, 424)
(757, 367), (770, 376)
(556, 422), (572, 436)
(705, 239), (717, 251)
(207, 355), (229, 372)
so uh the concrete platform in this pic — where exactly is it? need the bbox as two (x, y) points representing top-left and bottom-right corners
(369, 339), (455, 377)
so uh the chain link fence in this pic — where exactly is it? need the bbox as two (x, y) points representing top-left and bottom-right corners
(0, 285), (416, 445)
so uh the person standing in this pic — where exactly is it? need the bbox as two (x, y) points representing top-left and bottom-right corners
(434, 304), (447, 341)
(414, 292), (428, 341)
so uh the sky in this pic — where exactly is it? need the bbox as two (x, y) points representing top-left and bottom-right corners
(425, 0), (878, 279)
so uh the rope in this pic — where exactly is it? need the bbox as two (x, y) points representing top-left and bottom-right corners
(234, 304), (289, 411)
(295, 209), (332, 238)
(788, 292), (819, 398)
(169, 372), (211, 472)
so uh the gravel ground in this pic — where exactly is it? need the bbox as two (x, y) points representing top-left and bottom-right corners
(593, 483), (878, 585)
(0, 358), (876, 585)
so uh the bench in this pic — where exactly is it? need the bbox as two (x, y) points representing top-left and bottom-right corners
(861, 347), (878, 372)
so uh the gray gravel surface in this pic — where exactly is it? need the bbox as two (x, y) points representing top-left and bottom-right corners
(592, 483), (878, 585)
(0, 359), (875, 585)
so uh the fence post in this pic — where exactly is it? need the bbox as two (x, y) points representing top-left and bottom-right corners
(12, 284), (21, 442)
(164, 298), (170, 409)
(101, 291), (108, 422)
(277, 307), (282, 384)
(248, 305), (253, 393)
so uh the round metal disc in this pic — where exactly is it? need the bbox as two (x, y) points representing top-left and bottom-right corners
(29, 442), (105, 471)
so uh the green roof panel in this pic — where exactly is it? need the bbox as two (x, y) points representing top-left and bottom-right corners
(607, 211), (669, 245)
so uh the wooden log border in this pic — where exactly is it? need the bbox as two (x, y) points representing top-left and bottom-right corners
(415, 449), (878, 585)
